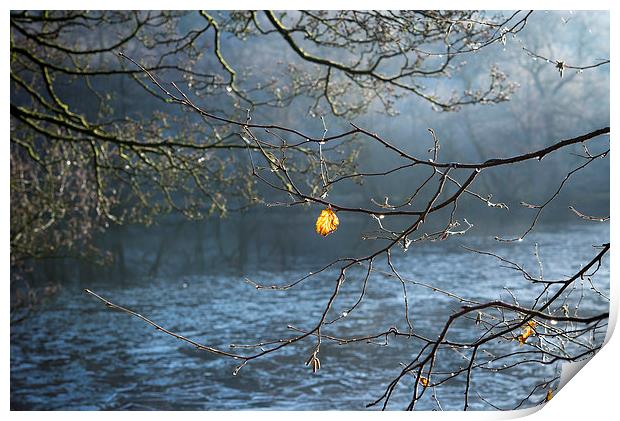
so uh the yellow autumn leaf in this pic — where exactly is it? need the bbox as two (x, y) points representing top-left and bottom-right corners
(419, 376), (430, 388)
(315, 208), (339, 236)
(517, 324), (535, 345)
(545, 389), (553, 401)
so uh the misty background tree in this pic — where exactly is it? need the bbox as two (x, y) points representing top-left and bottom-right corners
(10, 10), (610, 411)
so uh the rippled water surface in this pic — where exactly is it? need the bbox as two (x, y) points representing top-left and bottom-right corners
(11, 222), (609, 410)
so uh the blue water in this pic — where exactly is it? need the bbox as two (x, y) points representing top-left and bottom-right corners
(10, 221), (609, 410)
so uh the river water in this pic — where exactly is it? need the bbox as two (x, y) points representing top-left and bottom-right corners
(10, 220), (609, 410)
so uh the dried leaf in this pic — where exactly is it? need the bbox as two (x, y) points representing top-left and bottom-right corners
(315, 208), (339, 236)
(312, 356), (321, 373)
(306, 353), (321, 373)
(556, 60), (565, 78)
(545, 389), (553, 401)
(420, 376), (430, 388)
(517, 323), (536, 345)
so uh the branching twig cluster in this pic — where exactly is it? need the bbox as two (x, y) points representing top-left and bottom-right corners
(84, 51), (610, 410)
(10, 10), (610, 411)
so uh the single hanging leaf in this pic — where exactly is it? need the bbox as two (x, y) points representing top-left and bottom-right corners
(315, 208), (339, 236)
(517, 322), (536, 345)
(305, 352), (321, 373)
(545, 389), (553, 401)
(419, 376), (430, 388)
